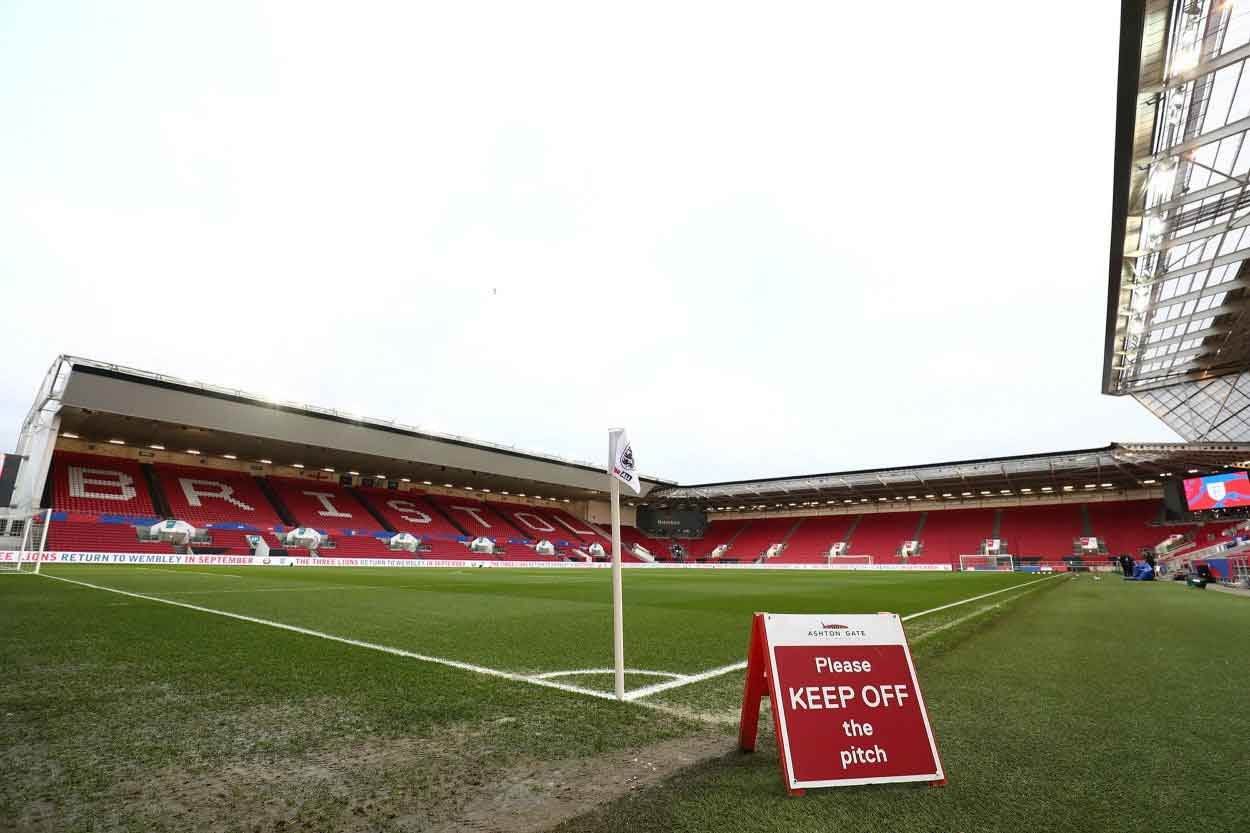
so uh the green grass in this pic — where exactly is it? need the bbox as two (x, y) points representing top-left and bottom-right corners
(2, 566), (1244, 832)
(556, 577), (1250, 833)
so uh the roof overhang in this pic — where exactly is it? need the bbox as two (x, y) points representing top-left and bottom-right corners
(646, 442), (1250, 509)
(1105, 0), (1250, 396)
(53, 356), (671, 501)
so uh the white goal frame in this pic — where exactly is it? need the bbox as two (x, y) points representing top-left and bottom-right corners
(826, 554), (874, 567)
(0, 508), (51, 574)
(959, 554), (1015, 572)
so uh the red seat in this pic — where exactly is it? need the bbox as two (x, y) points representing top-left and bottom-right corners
(998, 505), (1083, 559)
(45, 520), (175, 553)
(772, 516), (859, 563)
(49, 452), (157, 517)
(267, 476), (380, 530)
(918, 509), (996, 566)
(155, 464), (283, 528)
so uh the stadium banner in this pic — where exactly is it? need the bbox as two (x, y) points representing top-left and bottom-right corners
(739, 612), (945, 795)
(0, 552), (952, 571)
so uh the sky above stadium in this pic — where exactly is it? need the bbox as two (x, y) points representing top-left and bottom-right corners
(0, 1), (1177, 483)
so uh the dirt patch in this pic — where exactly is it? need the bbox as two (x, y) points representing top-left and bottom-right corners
(429, 731), (735, 833)
(7, 720), (734, 833)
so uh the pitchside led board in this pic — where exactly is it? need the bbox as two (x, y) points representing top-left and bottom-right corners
(739, 612), (945, 795)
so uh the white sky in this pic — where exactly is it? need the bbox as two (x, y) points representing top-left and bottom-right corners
(0, 1), (1176, 484)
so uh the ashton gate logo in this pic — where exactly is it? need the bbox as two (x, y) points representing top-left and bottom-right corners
(807, 622), (868, 638)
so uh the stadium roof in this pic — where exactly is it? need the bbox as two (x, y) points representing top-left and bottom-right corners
(41, 356), (673, 502)
(646, 442), (1250, 508)
(1106, 0), (1250, 437)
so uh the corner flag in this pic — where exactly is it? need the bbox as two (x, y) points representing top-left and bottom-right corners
(610, 430), (640, 494)
(607, 428), (640, 700)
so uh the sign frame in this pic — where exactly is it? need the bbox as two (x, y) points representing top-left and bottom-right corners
(738, 612), (946, 795)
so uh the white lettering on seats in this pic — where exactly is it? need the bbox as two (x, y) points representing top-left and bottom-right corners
(555, 515), (598, 537)
(513, 512), (555, 533)
(303, 491), (352, 518)
(68, 466), (137, 501)
(386, 499), (431, 524)
(451, 505), (490, 528)
(179, 478), (255, 511)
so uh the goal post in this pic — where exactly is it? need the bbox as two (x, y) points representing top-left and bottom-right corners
(0, 508), (51, 574)
(958, 554), (1015, 572)
(826, 554), (874, 567)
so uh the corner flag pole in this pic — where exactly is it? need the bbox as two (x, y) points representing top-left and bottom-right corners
(609, 429), (626, 701)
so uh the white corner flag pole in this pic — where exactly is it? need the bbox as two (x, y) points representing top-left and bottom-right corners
(609, 429), (626, 701)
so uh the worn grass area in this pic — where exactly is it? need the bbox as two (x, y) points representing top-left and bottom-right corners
(556, 577), (1250, 833)
(0, 566), (1037, 831)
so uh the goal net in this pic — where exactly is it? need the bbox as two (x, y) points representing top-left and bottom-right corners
(959, 554), (1015, 572)
(827, 554), (873, 567)
(0, 509), (51, 574)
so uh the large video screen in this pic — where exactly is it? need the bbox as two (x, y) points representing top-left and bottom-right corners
(1183, 471), (1250, 511)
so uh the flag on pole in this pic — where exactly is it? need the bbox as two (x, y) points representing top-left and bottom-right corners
(610, 430), (641, 494)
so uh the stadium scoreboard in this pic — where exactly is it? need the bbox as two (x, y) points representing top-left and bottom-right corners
(636, 507), (707, 537)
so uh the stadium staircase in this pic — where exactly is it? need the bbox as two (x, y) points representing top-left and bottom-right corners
(255, 477), (297, 526)
(349, 487), (396, 532)
(141, 464), (172, 518)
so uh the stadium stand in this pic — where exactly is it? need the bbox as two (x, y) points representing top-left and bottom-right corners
(44, 518), (173, 553)
(544, 508), (609, 544)
(847, 512), (922, 562)
(267, 476), (379, 530)
(425, 495), (520, 540)
(773, 515), (859, 563)
(686, 519), (747, 559)
(917, 508), (996, 565)
(998, 504), (1083, 558)
(154, 463), (284, 528)
(733, 517), (799, 562)
(1086, 499), (1168, 556)
(49, 452), (157, 518)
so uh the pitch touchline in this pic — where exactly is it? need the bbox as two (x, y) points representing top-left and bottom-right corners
(40, 571), (1059, 706)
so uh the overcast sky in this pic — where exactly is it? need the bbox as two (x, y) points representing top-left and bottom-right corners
(0, 1), (1175, 484)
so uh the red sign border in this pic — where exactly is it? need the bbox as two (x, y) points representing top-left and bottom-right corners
(738, 612), (947, 795)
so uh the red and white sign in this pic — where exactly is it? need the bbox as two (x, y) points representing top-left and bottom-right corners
(739, 612), (945, 794)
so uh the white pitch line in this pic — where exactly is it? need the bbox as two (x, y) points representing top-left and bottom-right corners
(39, 573), (619, 702)
(132, 568), (246, 578)
(536, 668), (686, 681)
(624, 574), (1061, 701)
(899, 574), (1058, 621)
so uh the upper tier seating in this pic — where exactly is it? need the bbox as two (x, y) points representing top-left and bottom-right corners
(50, 452), (157, 517)
(352, 488), (473, 558)
(774, 515), (859, 563)
(997, 504), (1083, 558)
(268, 477), (380, 530)
(847, 513), (923, 562)
(155, 464), (284, 527)
(918, 509), (996, 565)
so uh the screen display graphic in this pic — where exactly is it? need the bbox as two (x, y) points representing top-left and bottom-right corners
(1183, 471), (1250, 511)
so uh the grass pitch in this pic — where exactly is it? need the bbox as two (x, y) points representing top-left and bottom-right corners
(2, 566), (1246, 832)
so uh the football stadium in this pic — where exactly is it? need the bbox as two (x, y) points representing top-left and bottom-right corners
(4, 1), (1250, 832)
